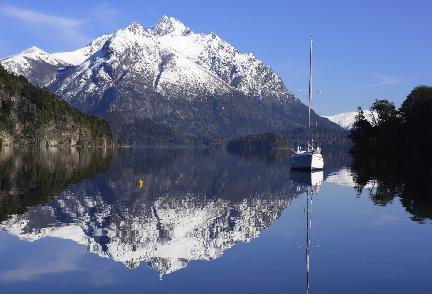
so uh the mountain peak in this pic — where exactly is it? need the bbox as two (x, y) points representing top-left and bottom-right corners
(86, 34), (112, 47)
(21, 46), (46, 55)
(151, 16), (192, 36)
(126, 21), (146, 34)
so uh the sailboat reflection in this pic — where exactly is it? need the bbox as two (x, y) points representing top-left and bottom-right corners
(290, 170), (323, 294)
(290, 170), (323, 191)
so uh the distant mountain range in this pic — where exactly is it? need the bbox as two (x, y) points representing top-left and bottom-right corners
(324, 110), (374, 129)
(1, 16), (342, 144)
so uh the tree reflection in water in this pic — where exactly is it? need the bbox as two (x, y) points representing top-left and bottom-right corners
(0, 147), (114, 222)
(351, 153), (432, 223)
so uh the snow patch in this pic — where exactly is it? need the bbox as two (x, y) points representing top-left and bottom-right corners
(324, 110), (375, 129)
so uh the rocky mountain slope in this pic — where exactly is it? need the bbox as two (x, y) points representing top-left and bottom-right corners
(0, 65), (115, 147)
(1, 16), (342, 144)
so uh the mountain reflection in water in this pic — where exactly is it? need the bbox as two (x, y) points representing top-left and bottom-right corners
(0, 147), (321, 276)
(1, 147), (432, 293)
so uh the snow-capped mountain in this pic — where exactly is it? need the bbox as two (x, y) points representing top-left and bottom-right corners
(0, 46), (68, 86)
(324, 110), (375, 129)
(1, 16), (341, 142)
(50, 17), (293, 109)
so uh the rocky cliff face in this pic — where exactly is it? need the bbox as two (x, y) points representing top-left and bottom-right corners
(1, 16), (341, 144)
(0, 65), (116, 147)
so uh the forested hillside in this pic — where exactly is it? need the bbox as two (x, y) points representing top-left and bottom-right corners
(0, 65), (115, 147)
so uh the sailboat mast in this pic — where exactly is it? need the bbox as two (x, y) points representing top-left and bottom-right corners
(306, 190), (310, 294)
(308, 36), (313, 148)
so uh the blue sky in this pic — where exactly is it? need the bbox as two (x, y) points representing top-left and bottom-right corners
(0, 0), (431, 115)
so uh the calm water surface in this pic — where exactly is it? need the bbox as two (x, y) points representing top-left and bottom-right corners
(0, 148), (431, 293)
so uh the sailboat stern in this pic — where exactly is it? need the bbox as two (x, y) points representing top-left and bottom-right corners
(311, 153), (324, 169)
(290, 152), (324, 170)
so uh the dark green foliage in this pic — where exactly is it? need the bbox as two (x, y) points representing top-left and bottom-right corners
(0, 64), (115, 146)
(102, 112), (196, 146)
(227, 133), (290, 153)
(399, 86), (432, 150)
(350, 86), (432, 153)
(349, 107), (374, 152)
(370, 99), (398, 126)
(284, 127), (351, 150)
(227, 126), (350, 157)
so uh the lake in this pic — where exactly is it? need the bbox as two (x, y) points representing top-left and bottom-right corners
(0, 147), (431, 293)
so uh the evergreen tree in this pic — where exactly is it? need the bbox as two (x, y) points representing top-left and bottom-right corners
(349, 107), (373, 152)
(350, 86), (432, 153)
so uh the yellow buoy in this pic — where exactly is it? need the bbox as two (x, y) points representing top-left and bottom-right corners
(138, 179), (143, 189)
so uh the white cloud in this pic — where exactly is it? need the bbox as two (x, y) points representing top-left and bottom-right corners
(367, 74), (403, 87)
(0, 5), (90, 46)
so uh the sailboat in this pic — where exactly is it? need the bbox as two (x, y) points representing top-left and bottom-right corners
(291, 37), (324, 170)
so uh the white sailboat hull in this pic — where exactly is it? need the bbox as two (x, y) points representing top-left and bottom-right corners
(290, 152), (324, 170)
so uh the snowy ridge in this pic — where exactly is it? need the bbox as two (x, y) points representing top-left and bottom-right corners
(52, 34), (112, 65)
(155, 26), (290, 99)
(0, 46), (67, 86)
(324, 110), (375, 129)
(1, 46), (63, 69)
(1, 16), (294, 102)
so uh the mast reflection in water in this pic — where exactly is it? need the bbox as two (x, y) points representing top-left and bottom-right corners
(290, 170), (323, 294)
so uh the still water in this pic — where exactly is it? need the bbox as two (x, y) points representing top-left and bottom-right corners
(0, 147), (431, 293)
